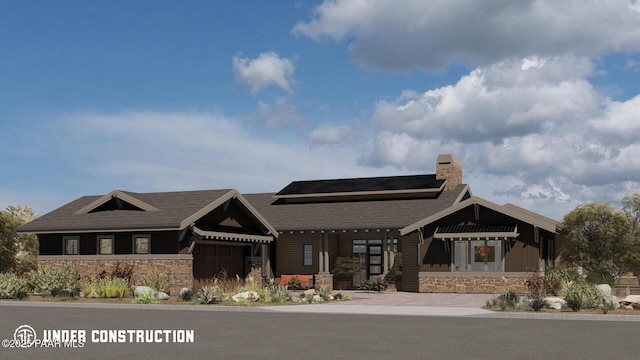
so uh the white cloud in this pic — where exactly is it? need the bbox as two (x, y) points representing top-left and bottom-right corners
(307, 123), (352, 144)
(232, 52), (296, 94)
(359, 55), (640, 218)
(294, 0), (640, 71)
(245, 97), (307, 129)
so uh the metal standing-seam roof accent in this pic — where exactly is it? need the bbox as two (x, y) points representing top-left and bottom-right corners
(433, 224), (519, 239)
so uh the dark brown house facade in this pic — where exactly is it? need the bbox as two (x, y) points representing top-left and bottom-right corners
(18, 154), (560, 293)
(18, 189), (278, 294)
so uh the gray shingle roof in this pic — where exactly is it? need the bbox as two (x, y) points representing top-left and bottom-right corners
(245, 184), (468, 231)
(18, 189), (235, 233)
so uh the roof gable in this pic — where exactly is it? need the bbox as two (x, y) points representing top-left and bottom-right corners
(18, 189), (278, 237)
(400, 196), (559, 236)
(75, 190), (160, 214)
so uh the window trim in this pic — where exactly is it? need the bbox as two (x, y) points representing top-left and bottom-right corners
(452, 239), (504, 272)
(63, 236), (79, 255)
(97, 235), (114, 255)
(303, 244), (313, 266)
(133, 234), (150, 255)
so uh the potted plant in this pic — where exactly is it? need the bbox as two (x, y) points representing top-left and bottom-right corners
(332, 256), (363, 290)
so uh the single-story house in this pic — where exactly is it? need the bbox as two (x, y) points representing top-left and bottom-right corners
(18, 154), (560, 293)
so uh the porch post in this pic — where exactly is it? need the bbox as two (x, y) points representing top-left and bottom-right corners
(323, 232), (330, 273)
(261, 244), (271, 278)
(318, 233), (324, 273)
(383, 230), (389, 274)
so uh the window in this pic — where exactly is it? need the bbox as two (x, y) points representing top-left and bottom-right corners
(98, 236), (114, 255)
(64, 236), (79, 255)
(303, 244), (313, 266)
(134, 235), (150, 254)
(454, 239), (503, 272)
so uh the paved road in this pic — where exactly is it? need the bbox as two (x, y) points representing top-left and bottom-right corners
(1, 304), (639, 359)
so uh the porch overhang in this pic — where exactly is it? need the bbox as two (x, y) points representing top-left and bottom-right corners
(433, 225), (519, 240)
(192, 226), (273, 244)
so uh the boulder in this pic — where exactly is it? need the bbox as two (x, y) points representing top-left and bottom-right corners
(619, 295), (640, 309)
(544, 296), (566, 310)
(311, 295), (323, 304)
(155, 291), (169, 300)
(303, 289), (316, 297)
(179, 288), (194, 301)
(232, 291), (259, 302)
(595, 284), (611, 297)
(134, 286), (155, 297)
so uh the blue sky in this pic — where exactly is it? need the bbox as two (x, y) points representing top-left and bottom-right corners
(2, 0), (640, 220)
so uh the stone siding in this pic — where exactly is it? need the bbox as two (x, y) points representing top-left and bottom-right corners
(418, 273), (528, 293)
(38, 256), (193, 295)
(314, 273), (334, 289)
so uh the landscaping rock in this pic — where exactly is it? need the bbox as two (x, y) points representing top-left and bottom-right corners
(619, 295), (640, 309)
(134, 286), (154, 297)
(596, 284), (611, 297)
(232, 291), (259, 302)
(603, 295), (619, 309)
(303, 289), (316, 297)
(544, 296), (566, 310)
(155, 291), (169, 300)
(311, 295), (323, 304)
(179, 288), (193, 301)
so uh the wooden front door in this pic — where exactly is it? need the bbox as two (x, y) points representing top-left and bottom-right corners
(192, 243), (245, 290)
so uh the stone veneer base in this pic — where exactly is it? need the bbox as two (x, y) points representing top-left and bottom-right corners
(314, 273), (334, 289)
(38, 255), (193, 295)
(418, 272), (528, 294)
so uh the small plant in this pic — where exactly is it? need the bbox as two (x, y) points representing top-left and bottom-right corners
(83, 277), (130, 298)
(357, 278), (388, 291)
(334, 291), (352, 301)
(194, 284), (224, 304)
(0, 272), (29, 299)
(110, 262), (134, 284)
(543, 267), (583, 296)
(28, 265), (80, 297)
(528, 293), (547, 312)
(132, 290), (158, 304)
(286, 277), (303, 290)
(524, 271), (545, 295)
(315, 284), (332, 301)
(235, 297), (249, 306)
(179, 288), (194, 302)
(140, 267), (171, 294)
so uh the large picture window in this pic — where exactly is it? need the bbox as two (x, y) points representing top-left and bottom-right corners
(454, 239), (502, 272)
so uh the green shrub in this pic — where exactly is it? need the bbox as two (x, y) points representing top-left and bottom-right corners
(28, 265), (79, 297)
(194, 284), (224, 304)
(0, 272), (28, 299)
(544, 268), (583, 296)
(285, 277), (303, 290)
(585, 272), (615, 287)
(564, 282), (601, 311)
(178, 288), (194, 302)
(140, 267), (170, 294)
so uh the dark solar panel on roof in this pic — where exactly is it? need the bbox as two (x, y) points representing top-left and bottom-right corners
(276, 174), (444, 196)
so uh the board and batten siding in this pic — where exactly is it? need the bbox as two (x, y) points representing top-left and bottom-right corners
(37, 231), (181, 256)
(275, 233), (319, 276)
(401, 233), (421, 292)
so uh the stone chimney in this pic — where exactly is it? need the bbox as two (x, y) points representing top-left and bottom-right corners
(436, 154), (462, 191)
